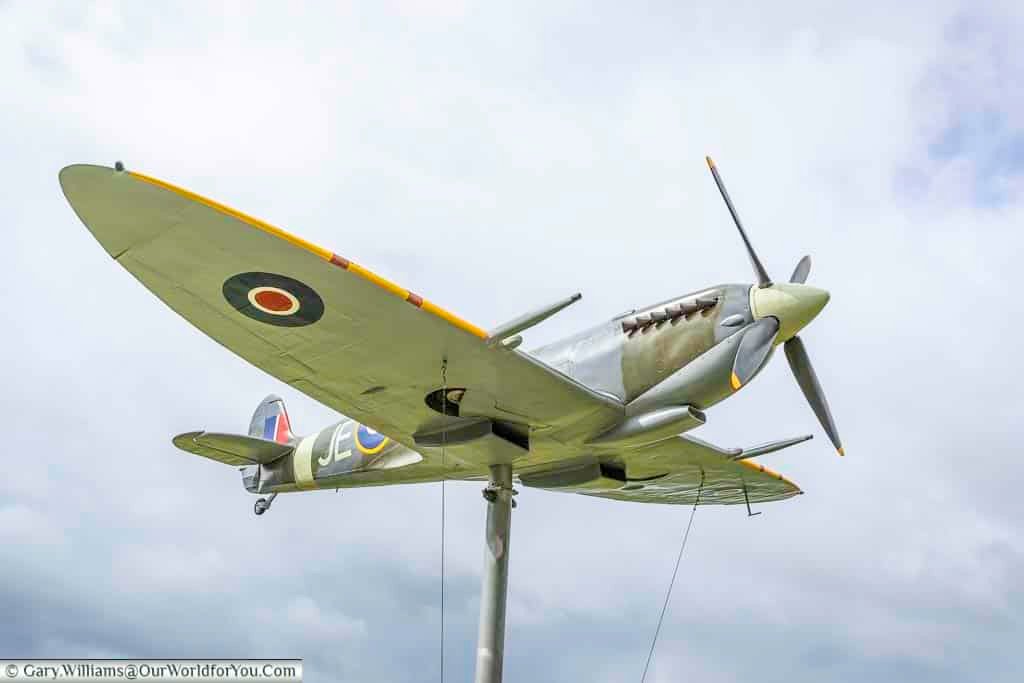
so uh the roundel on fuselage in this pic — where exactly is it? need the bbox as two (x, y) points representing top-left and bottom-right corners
(355, 424), (390, 454)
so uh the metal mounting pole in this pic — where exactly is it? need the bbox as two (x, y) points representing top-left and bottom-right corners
(474, 464), (514, 683)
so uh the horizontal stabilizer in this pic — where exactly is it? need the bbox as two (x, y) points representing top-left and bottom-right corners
(173, 431), (293, 466)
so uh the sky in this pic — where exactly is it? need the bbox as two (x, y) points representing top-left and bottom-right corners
(1, 1), (1022, 681)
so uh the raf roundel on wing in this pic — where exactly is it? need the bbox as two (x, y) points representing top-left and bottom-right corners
(222, 272), (325, 327)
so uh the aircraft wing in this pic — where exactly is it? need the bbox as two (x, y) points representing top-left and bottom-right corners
(523, 434), (803, 505)
(60, 165), (621, 460)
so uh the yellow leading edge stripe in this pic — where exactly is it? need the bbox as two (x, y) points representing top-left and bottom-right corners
(739, 459), (802, 492)
(128, 170), (488, 339)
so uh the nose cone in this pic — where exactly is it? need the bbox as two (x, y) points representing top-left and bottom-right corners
(750, 283), (830, 342)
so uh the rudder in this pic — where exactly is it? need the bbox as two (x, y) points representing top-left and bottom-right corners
(248, 394), (295, 444)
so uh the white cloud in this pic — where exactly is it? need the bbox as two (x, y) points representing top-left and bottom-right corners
(282, 596), (367, 641)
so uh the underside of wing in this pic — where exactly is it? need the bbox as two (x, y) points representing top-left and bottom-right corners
(60, 164), (622, 465)
(521, 434), (803, 506)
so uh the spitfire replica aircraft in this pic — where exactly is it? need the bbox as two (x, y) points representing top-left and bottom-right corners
(59, 157), (841, 683)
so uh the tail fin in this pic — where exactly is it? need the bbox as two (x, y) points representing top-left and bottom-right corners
(248, 394), (295, 444)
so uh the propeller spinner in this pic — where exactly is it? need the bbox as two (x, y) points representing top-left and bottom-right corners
(706, 157), (844, 456)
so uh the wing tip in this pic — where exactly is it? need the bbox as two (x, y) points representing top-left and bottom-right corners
(58, 162), (114, 193)
(171, 430), (204, 452)
(738, 458), (802, 493)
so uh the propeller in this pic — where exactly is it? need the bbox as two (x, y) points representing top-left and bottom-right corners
(790, 254), (811, 284)
(706, 157), (844, 456)
(784, 337), (843, 455)
(731, 317), (779, 390)
(705, 157), (772, 288)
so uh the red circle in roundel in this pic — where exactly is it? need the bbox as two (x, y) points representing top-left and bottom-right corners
(254, 289), (294, 312)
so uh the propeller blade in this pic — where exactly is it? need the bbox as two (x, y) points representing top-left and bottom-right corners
(705, 156), (772, 288)
(790, 255), (811, 284)
(784, 336), (844, 456)
(731, 317), (780, 390)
